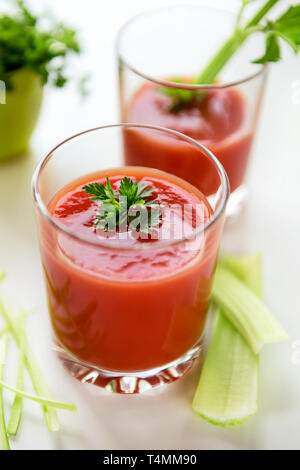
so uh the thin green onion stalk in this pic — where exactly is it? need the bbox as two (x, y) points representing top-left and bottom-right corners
(0, 381), (77, 412)
(0, 334), (10, 450)
(0, 274), (77, 440)
(0, 327), (9, 337)
(7, 312), (25, 436)
(0, 299), (60, 432)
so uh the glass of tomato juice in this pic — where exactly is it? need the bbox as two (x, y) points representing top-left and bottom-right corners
(32, 124), (229, 394)
(117, 5), (267, 216)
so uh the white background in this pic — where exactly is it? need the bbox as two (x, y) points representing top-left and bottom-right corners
(0, 0), (300, 450)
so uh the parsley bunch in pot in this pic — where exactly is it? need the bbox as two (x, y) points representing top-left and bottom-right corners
(0, 0), (81, 162)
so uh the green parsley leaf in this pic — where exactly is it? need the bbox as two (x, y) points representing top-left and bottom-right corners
(136, 181), (154, 199)
(83, 176), (161, 234)
(274, 30), (299, 54)
(253, 32), (281, 64)
(95, 202), (117, 232)
(274, 5), (300, 44)
(119, 177), (138, 206)
(0, 0), (81, 89)
(104, 177), (117, 200)
(82, 182), (108, 201)
(82, 178), (118, 202)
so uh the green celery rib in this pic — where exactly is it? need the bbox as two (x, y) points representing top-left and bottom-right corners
(0, 327), (9, 337)
(0, 380), (77, 412)
(7, 313), (25, 436)
(222, 253), (263, 298)
(0, 299), (60, 432)
(0, 334), (10, 450)
(192, 310), (259, 426)
(195, 0), (279, 85)
(212, 264), (289, 354)
(193, 253), (262, 426)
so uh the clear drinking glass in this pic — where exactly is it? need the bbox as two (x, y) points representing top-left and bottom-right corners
(32, 124), (229, 394)
(117, 5), (267, 216)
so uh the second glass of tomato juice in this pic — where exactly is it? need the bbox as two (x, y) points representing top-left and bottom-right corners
(33, 124), (229, 394)
(117, 5), (267, 216)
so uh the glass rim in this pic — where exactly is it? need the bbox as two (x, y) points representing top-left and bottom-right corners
(32, 123), (230, 250)
(116, 4), (267, 90)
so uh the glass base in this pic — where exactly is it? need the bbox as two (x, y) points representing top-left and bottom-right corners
(225, 185), (248, 219)
(53, 340), (202, 394)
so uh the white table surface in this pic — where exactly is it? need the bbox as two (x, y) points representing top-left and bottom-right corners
(0, 0), (299, 450)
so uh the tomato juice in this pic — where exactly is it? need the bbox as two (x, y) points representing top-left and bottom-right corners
(38, 167), (222, 372)
(124, 83), (253, 194)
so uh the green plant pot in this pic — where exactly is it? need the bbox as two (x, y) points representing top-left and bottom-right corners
(0, 68), (43, 162)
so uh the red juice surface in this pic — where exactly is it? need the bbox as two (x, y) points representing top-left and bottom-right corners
(40, 167), (220, 372)
(125, 83), (253, 193)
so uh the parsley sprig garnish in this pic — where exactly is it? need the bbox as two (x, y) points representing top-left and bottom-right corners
(160, 1), (300, 111)
(0, 0), (81, 89)
(82, 176), (161, 234)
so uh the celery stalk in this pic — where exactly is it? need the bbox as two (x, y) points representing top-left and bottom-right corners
(0, 327), (8, 337)
(195, 0), (279, 85)
(222, 253), (263, 298)
(192, 254), (262, 426)
(0, 334), (10, 450)
(192, 310), (259, 426)
(212, 264), (288, 354)
(7, 313), (25, 436)
(0, 380), (77, 412)
(0, 299), (60, 432)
